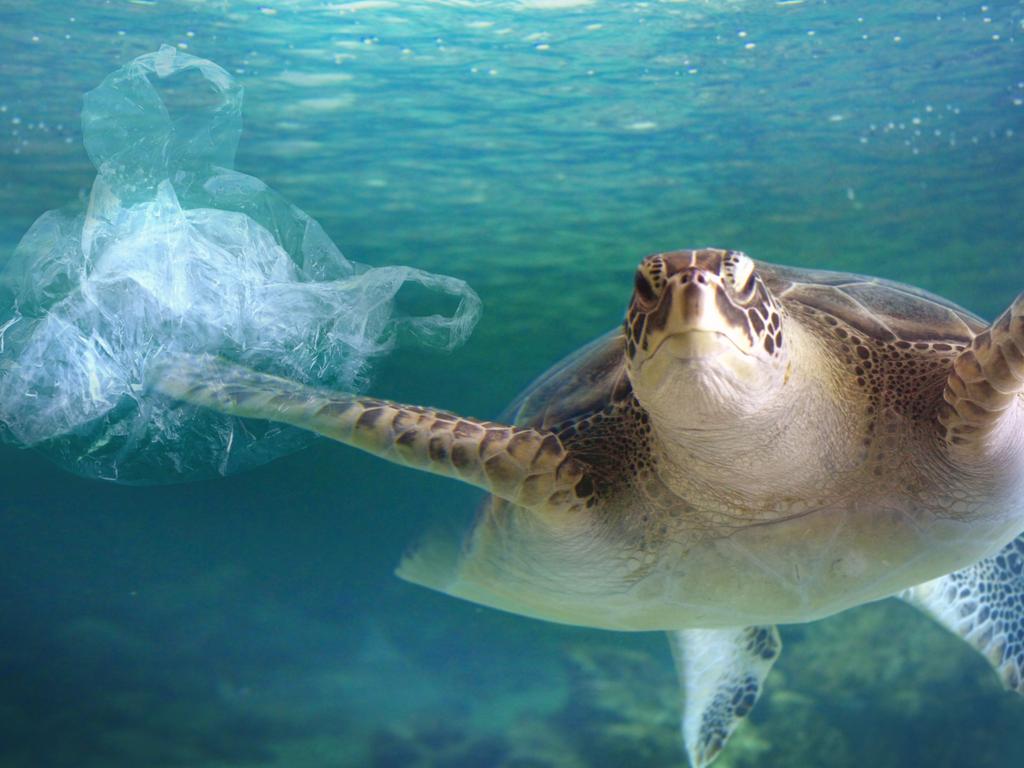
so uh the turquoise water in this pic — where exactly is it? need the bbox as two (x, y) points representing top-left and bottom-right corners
(1, 1), (1023, 766)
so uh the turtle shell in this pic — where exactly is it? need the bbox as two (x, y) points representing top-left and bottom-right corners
(503, 328), (629, 431)
(758, 262), (987, 344)
(505, 260), (988, 432)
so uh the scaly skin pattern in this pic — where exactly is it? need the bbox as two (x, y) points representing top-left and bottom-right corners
(940, 292), (1024, 453)
(902, 534), (1024, 694)
(670, 627), (782, 767)
(153, 354), (594, 515)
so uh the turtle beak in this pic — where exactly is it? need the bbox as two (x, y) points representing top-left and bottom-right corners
(677, 268), (720, 330)
(650, 268), (753, 360)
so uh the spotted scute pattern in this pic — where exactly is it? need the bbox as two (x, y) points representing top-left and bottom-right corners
(901, 534), (1024, 693)
(789, 302), (968, 481)
(670, 626), (782, 768)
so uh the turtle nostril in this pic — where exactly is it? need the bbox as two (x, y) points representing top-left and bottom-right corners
(680, 269), (708, 286)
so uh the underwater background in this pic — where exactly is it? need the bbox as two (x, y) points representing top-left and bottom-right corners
(1, 1), (1023, 766)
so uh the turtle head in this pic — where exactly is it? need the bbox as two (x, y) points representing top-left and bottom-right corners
(624, 248), (788, 425)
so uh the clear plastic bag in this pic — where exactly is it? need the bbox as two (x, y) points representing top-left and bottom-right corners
(0, 46), (481, 483)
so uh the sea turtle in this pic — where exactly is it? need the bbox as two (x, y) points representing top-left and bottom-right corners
(154, 248), (1024, 766)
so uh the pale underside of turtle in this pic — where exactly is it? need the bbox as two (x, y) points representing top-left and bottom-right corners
(154, 250), (1024, 768)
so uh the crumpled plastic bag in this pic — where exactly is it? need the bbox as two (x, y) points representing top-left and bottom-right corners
(0, 46), (481, 483)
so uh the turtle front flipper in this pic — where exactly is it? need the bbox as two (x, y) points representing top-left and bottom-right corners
(900, 533), (1024, 694)
(151, 354), (593, 513)
(940, 292), (1024, 453)
(669, 626), (782, 768)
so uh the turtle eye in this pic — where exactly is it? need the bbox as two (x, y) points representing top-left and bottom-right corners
(730, 253), (755, 295)
(634, 270), (658, 305)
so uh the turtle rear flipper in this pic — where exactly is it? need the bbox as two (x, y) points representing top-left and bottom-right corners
(669, 626), (782, 768)
(940, 292), (1024, 453)
(900, 533), (1024, 693)
(151, 354), (594, 514)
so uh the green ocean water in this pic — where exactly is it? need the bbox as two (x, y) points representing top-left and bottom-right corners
(1, 1), (1023, 766)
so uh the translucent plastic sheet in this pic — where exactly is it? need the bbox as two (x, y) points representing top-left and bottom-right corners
(0, 46), (481, 483)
